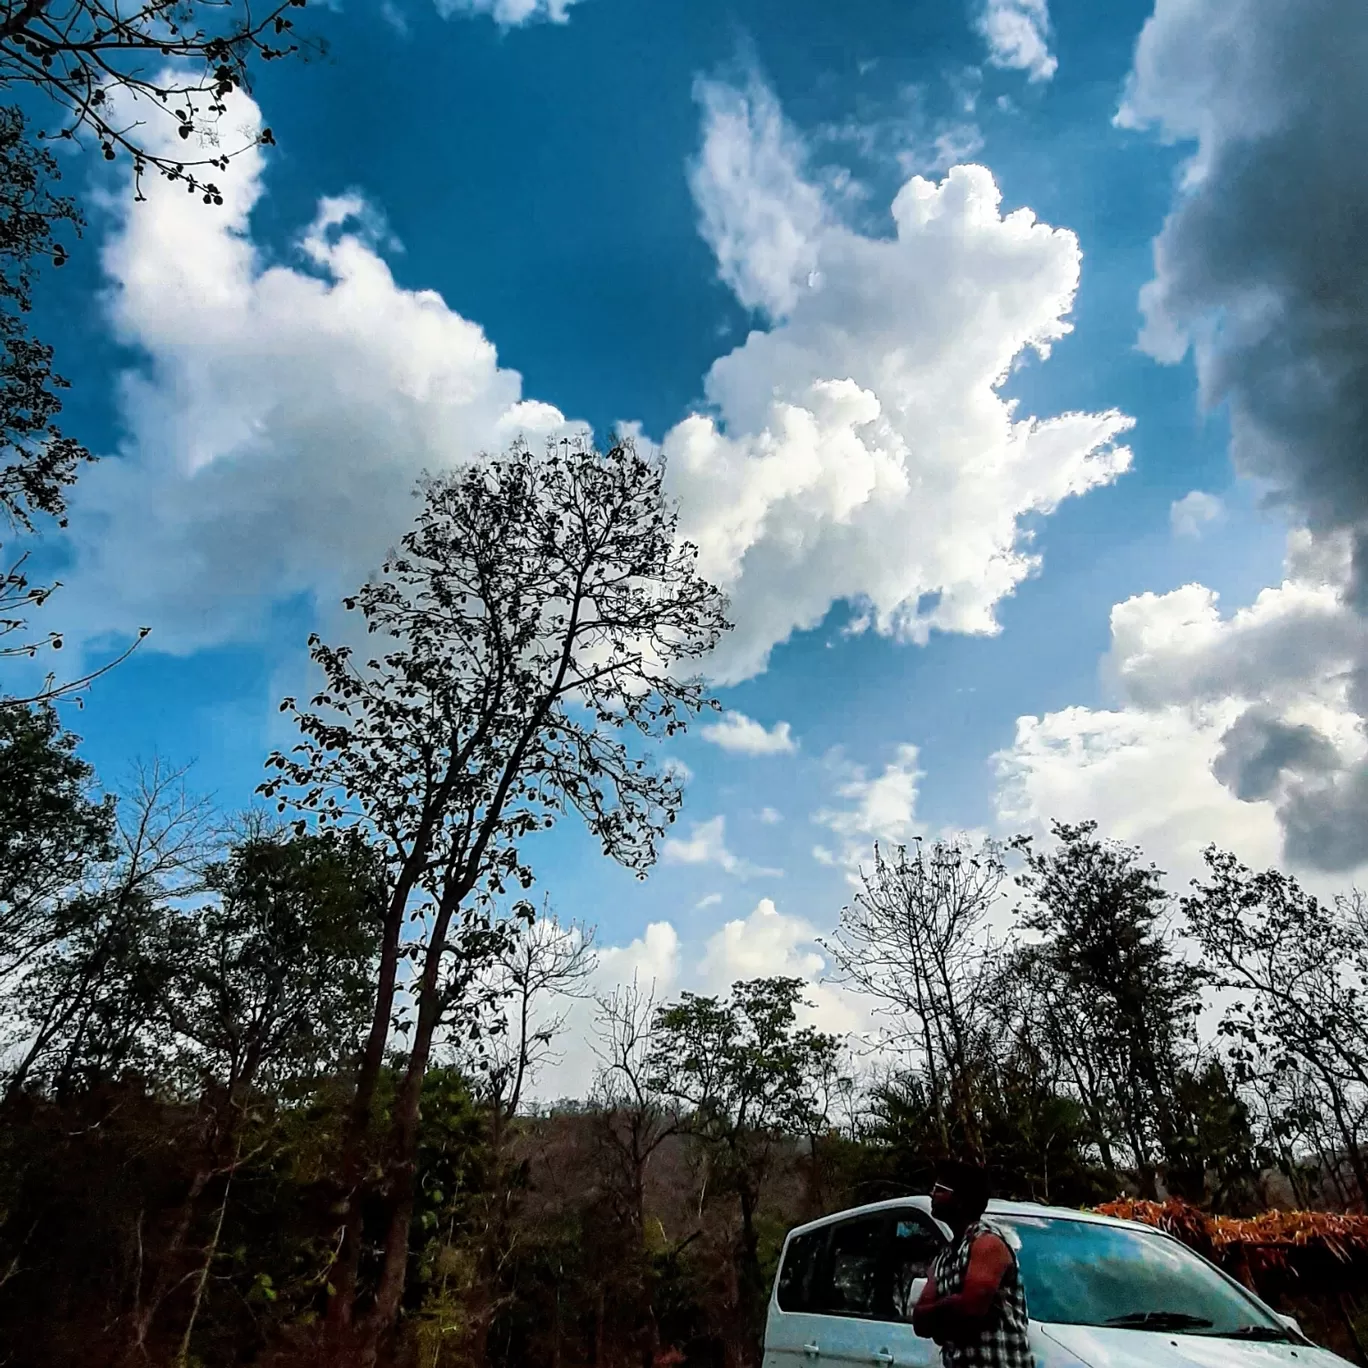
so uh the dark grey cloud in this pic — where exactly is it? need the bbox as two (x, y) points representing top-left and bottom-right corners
(1213, 705), (1339, 803)
(1121, 0), (1368, 596)
(1212, 703), (1368, 873)
(1279, 763), (1368, 873)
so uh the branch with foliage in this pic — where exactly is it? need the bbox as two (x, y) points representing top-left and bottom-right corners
(0, 0), (309, 199)
(1184, 848), (1368, 1207)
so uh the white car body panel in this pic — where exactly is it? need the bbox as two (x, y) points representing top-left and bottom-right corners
(763, 1199), (1352, 1368)
(1041, 1325), (1347, 1368)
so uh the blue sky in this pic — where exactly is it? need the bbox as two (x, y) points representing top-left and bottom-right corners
(19, 0), (1368, 1060)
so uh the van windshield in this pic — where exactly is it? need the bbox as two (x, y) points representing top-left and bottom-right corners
(994, 1215), (1288, 1338)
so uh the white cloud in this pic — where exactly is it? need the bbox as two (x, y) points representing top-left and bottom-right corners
(689, 76), (828, 319)
(700, 711), (797, 754)
(977, 0), (1057, 83)
(818, 77), (985, 179)
(662, 756), (694, 784)
(433, 0), (583, 25)
(814, 743), (922, 875)
(698, 897), (872, 1035)
(64, 75), (1130, 702)
(700, 897), (824, 986)
(66, 105), (573, 652)
(995, 703), (1283, 884)
(674, 76), (1132, 681)
(758, 806), (783, 824)
(529, 920), (679, 1103)
(537, 898), (874, 1101)
(1170, 490), (1223, 539)
(994, 532), (1368, 881)
(380, 1), (409, 36)
(662, 815), (782, 879)
(695, 892), (723, 910)
(594, 920), (681, 992)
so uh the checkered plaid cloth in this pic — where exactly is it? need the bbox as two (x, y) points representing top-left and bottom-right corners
(930, 1220), (1033, 1368)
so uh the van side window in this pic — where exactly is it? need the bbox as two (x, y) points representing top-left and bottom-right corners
(886, 1209), (945, 1322)
(811, 1215), (886, 1318)
(777, 1227), (827, 1313)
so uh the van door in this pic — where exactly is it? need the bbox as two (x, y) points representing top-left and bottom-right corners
(803, 1212), (892, 1368)
(765, 1224), (831, 1368)
(876, 1207), (947, 1368)
(764, 1208), (947, 1368)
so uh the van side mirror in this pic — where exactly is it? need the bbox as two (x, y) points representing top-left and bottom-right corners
(1276, 1314), (1303, 1337)
(910, 1279), (927, 1309)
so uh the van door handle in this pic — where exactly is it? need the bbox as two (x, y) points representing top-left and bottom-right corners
(803, 1343), (820, 1358)
(873, 1352), (895, 1365)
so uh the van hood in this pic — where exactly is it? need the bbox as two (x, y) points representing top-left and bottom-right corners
(1040, 1324), (1350, 1368)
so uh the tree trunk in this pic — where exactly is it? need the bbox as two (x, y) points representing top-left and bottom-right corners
(326, 869), (414, 1333)
(367, 897), (457, 1337)
(737, 1183), (763, 1366)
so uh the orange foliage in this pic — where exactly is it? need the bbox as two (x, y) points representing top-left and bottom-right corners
(1094, 1199), (1368, 1280)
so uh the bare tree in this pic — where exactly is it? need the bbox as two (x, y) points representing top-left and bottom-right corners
(590, 976), (677, 1368)
(473, 911), (596, 1133)
(4, 756), (215, 1099)
(447, 913), (597, 1366)
(824, 836), (1007, 1154)
(261, 438), (729, 1352)
(592, 975), (676, 1228)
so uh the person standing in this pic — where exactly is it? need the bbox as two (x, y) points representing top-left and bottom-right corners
(912, 1159), (1033, 1368)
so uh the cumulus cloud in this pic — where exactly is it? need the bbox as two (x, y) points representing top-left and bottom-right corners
(977, 0), (1057, 82)
(996, 532), (1368, 878)
(1170, 490), (1222, 539)
(689, 76), (828, 320)
(700, 711), (797, 754)
(535, 898), (875, 1100)
(433, 0), (583, 25)
(674, 76), (1132, 680)
(698, 897), (873, 1035)
(526, 920), (679, 1102)
(1119, 0), (1368, 600)
(700, 897), (824, 986)
(995, 704), (1283, 882)
(64, 75), (1130, 697)
(593, 920), (681, 991)
(67, 106), (571, 651)
(758, 806), (783, 824)
(662, 815), (782, 879)
(813, 744), (922, 874)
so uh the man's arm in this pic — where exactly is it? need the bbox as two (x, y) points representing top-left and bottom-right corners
(911, 1270), (942, 1339)
(912, 1235), (1013, 1342)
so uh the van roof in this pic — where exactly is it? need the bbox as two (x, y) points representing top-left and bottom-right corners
(782, 1196), (1150, 1244)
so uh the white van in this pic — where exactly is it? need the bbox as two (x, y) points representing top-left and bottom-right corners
(764, 1197), (1348, 1368)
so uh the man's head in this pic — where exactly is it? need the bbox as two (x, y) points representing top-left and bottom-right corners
(931, 1158), (992, 1232)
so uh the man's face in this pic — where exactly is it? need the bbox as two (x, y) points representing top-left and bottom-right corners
(931, 1181), (956, 1225)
